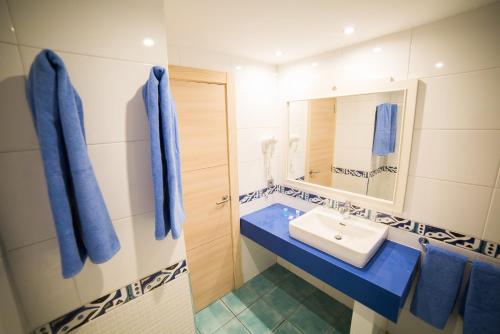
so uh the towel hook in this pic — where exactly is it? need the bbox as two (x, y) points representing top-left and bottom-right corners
(419, 237), (429, 252)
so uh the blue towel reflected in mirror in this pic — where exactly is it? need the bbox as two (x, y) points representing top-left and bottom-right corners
(373, 103), (397, 156)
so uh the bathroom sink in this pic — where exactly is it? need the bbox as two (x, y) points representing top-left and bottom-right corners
(289, 206), (388, 268)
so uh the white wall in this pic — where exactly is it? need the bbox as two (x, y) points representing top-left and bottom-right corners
(168, 44), (281, 195)
(0, 0), (188, 330)
(288, 100), (307, 180)
(278, 2), (500, 244)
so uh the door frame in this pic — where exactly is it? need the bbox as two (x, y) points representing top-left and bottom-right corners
(168, 65), (243, 288)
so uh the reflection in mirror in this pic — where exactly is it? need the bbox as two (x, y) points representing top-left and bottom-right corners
(288, 90), (405, 201)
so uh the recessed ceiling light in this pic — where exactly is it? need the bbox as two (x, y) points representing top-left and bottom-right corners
(275, 50), (283, 57)
(142, 38), (155, 47)
(434, 61), (444, 69)
(373, 47), (382, 53)
(343, 26), (355, 35)
(235, 65), (243, 70)
(311, 62), (318, 67)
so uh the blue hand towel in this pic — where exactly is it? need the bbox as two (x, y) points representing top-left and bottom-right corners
(373, 103), (397, 156)
(462, 260), (500, 334)
(26, 49), (120, 278)
(410, 244), (467, 329)
(142, 66), (185, 240)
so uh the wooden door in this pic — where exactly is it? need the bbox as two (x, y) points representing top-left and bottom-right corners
(170, 67), (239, 311)
(305, 98), (336, 187)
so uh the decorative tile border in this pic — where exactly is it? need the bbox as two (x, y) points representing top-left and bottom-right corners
(332, 167), (369, 178)
(369, 165), (398, 178)
(332, 165), (397, 179)
(34, 260), (188, 334)
(239, 185), (499, 259)
(238, 185), (281, 204)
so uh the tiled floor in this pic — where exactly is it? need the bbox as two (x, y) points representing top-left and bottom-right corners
(195, 264), (352, 334)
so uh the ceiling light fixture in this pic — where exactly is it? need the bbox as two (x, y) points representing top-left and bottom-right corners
(275, 50), (283, 57)
(373, 47), (382, 53)
(142, 38), (155, 47)
(235, 65), (243, 70)
(311, 62), (318, 67)
(434, 61), (444, 69)
(343, 26), (355, 35)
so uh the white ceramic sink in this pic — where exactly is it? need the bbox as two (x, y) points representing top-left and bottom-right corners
(289, 206), (388, 268)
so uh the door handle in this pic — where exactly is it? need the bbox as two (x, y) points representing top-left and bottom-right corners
(216, 195), (230, 205)
(309, 169), (320, 176)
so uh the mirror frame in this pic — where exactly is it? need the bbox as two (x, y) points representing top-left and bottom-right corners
(283, 79), (419, 214)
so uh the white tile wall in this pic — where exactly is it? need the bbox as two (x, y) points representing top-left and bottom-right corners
(0, 0), (192, 330)
(7, 0), (168, 64)
(403, 176), (492, 238)
(0, 43), (38, 152)
(278, 2), (500, 243)
(0, 0), (16, 43)
(340, 31), (411, 84)
(7, 239), (82, 329)
(0, 150), (56, 250)
(0, 254), (25, 333)
(410, 130), (500, 186)
(20, 47), (152, 144)
(89, 141), (154, 220)
(408, 4), (500, 78)
(414, 69), (500, 130)
(483, 188), (500, 244)
(74, 213), (186, 304)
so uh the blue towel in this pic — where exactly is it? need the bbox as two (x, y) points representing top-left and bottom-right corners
(462, 260), (500, 334)
(410, 244), (467, 329)
(26, 50), (120, 278)
(373, 103), (397, 156)
(142, 66), (185, 240)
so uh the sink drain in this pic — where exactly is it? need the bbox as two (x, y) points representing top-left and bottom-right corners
(335, 234), (342, 240)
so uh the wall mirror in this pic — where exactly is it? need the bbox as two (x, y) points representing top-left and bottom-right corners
(285, 80), (419, 213)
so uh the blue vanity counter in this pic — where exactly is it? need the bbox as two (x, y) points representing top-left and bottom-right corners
(240, 203), (420, 322)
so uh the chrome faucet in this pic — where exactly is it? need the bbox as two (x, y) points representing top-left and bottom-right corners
(339, 201), (351, 219)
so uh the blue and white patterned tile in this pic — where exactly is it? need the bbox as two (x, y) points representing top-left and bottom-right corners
(374, 213), (416, 232)
(422, 226), (481, 252)
(141, 260), (187, 294)
(332, 166), (368, 178)
(350, 205), (370, 219)
(480, 241), (499, 258)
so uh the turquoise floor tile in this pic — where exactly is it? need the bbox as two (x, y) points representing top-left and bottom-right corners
(273, 321), (302, 334)
(245, 274), (275, 296)
(237, 299), (284, 334)
(288, 305), (334, 334)
(278, 273), (317, 301)
(261, 264), (291, 284)
(214, 318), (250, 334)
(221, 284), (260, 315)
(262, 286), (301, 317)
(303, 289), (351, 326)
(195, 300), (234, 334)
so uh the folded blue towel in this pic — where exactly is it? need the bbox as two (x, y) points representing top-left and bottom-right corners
(142, 66), (185, 240)
(373, 103), (397, 156)
(410, 244), (467, 329)
(26, 50), (120, 278)
(462, 260), (500, 334)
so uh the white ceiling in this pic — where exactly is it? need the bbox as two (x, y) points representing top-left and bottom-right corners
(164, 0), (496, 64)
